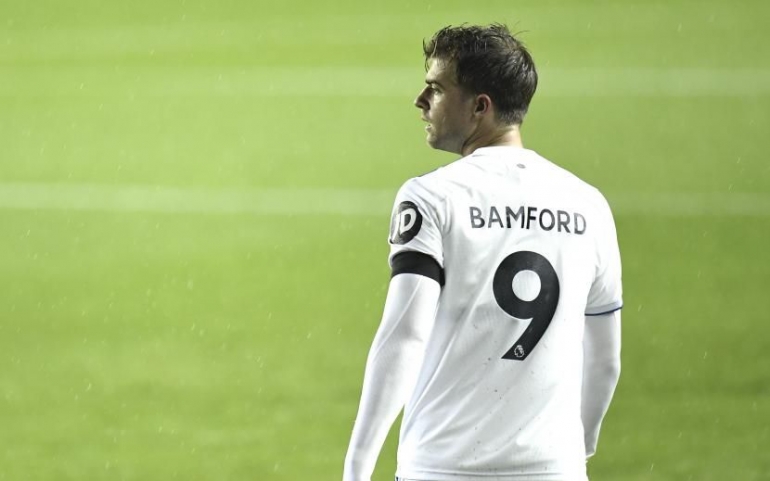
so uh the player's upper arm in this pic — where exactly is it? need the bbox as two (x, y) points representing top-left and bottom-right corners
(387, 178), (446, 286)
(583, 310), (622, 363)
(586, 194), (623, 316)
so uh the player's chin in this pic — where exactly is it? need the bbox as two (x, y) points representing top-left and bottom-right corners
(426, 135), (449, 152)
(425, 131), (440, 148)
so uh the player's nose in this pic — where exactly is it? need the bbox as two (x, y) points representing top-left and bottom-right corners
(414, 88), (429, 110)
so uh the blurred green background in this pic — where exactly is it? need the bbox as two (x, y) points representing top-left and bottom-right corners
(1, 0), (769, 479)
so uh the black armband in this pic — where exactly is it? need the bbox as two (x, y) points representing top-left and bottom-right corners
(390, 251), (445, 286)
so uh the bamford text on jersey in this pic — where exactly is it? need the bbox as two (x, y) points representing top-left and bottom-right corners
(469, 206), (586, 234)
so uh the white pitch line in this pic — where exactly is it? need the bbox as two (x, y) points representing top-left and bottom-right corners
(606, 192), (770, 217)
(0, 183), (768, 217)
(0, 183), (395, 216)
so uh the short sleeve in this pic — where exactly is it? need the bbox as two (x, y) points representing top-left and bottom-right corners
(387, 178), (444, 269)
(585, 196), (623, 316)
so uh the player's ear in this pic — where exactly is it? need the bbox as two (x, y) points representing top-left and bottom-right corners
(474, 94), (492, 117)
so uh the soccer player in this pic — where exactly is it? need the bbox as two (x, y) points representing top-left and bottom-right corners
(343, 24), (622, 481)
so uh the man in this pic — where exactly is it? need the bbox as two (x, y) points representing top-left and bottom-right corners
(344, 24), (622, 481)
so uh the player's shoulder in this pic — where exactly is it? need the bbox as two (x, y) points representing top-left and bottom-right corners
(396, 161), (462, 204)
(532, 151), (593, 188)
(533, 151), (614, 214)
(401, 154), (486, 195)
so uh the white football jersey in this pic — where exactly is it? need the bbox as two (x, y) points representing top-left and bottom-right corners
(387, 146), (623, 481)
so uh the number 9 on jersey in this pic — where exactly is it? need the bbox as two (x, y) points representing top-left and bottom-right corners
(492, 251), (560, 361)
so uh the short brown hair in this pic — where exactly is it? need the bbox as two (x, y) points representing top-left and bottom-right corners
(423, 24), (538, 125)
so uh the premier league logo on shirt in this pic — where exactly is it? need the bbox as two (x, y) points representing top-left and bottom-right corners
(389, 201), (423, 245)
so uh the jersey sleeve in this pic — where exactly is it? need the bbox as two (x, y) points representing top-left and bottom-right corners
(387, 177), (445, 270)
(585, 196), (623, 316)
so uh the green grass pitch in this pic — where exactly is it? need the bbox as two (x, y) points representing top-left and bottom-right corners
(1, 0), (769, 479)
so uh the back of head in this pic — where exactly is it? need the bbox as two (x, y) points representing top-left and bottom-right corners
(423, 24), (538, 125)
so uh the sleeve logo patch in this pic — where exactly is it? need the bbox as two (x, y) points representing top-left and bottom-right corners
(390, 201), (423, 245)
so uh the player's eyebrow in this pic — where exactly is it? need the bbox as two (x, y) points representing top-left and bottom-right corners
(425, 79), (444, 89)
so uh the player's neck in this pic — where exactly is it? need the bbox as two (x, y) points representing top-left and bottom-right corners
(461, 125), (523, 157)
